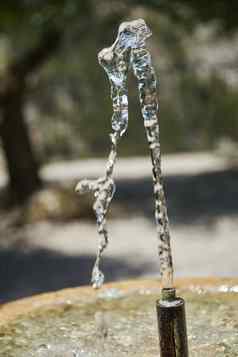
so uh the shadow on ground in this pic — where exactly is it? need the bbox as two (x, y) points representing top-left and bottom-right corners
(0, 248), (152, 303)
(116, 168), (238, 224)
(1, 168), (238, 303)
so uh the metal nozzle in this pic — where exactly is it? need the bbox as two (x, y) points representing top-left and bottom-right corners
(156, 288), (189, 357)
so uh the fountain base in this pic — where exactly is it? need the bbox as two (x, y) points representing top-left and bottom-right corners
(0, 278), (237, 356)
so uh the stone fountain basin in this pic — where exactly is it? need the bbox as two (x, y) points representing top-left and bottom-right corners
(0, 278), (237, 356)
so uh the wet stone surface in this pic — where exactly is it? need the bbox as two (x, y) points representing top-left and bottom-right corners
(0, 285), (237, 356)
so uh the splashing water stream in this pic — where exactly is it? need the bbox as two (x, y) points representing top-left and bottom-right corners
(129, 20), (173, 288)
(75, 33), (130, 288)
(76, 19), (173, 289)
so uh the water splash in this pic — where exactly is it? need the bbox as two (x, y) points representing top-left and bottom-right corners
(75, 29), (130, 289)
(76, 19), (174, 289)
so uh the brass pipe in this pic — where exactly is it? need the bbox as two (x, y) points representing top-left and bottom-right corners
(156, 288), (189, 357)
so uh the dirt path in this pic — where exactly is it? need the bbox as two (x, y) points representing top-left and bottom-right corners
(41, 152), (231, 183)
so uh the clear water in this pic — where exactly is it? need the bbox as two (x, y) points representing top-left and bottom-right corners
(129, 20), (173, 288)
(0, 287), (238, 356)
(75, 23), (130, 288)
(76, 19), (174, 290)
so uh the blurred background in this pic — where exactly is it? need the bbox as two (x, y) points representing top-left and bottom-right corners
(0, 0), (237, 302)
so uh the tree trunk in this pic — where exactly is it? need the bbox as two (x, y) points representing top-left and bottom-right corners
(1, 86), (42, 203)
(0, 28), (61, 203)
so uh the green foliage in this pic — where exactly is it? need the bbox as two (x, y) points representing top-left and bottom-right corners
(204, 76), (238, 144)
(25, 8), (238, 161)
(1, 0), (238, 162)
(159, 73), (238, 153)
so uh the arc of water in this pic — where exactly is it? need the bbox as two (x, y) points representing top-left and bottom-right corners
(103, 19), (174, 289)
(75, 32), (130, 289)
(76, 19), (174, 290)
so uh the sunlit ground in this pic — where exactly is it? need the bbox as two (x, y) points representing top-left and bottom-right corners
(0, 152), (237, 302)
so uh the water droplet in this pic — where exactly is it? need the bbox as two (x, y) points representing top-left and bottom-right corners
(92, 268), (104, 289)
